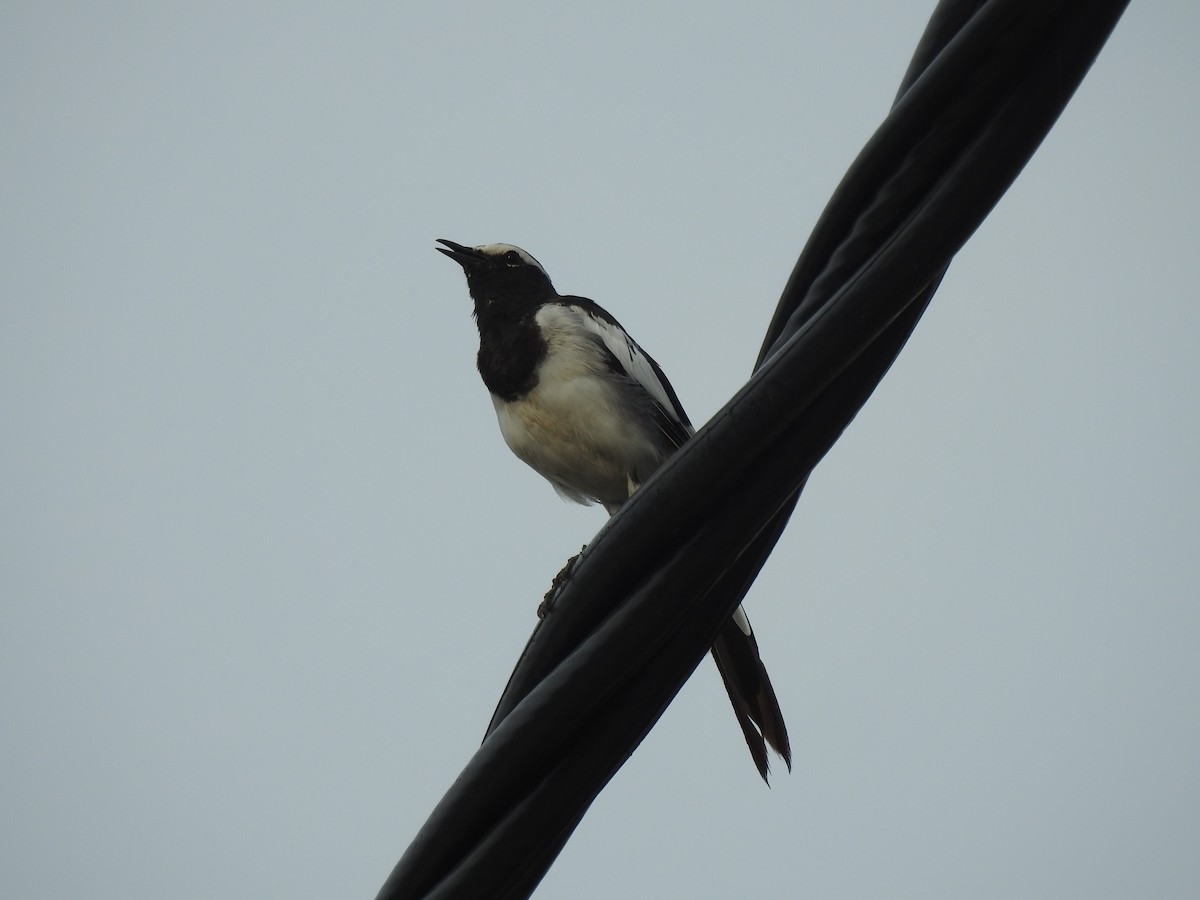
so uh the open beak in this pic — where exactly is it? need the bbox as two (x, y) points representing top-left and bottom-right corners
(436, 239), (487, 270)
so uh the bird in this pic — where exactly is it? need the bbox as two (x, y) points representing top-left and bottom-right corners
(436, 238), (790, 781)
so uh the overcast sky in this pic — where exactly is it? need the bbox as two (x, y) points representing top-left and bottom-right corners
(3, 2), (1198, 898)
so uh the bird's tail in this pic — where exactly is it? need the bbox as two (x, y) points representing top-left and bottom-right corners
(710, 617), (791, 783)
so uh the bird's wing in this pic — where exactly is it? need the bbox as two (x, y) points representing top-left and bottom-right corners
(562, 297), (694, 450)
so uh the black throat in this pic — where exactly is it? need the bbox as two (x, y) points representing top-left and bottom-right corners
(472, 292), (549, 403)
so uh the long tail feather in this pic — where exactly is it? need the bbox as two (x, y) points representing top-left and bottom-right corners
(710, 616), (791, 783)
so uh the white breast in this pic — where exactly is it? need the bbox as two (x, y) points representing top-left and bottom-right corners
(491, 305), (667, 510)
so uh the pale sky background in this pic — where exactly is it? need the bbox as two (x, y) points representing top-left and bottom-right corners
(3, 3), (1197, 898)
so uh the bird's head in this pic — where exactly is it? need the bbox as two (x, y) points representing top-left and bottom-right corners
(436, 240), (555, 313)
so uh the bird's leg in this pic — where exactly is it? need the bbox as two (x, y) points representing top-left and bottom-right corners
(625, 475), (640, 501)
(538, 545), (587, 618)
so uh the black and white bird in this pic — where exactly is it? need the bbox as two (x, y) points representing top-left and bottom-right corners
(437, 238), (790, 780)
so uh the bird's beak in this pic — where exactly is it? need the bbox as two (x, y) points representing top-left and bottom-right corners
(436, 238), (486, 270)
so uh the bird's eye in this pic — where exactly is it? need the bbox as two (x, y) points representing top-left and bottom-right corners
(504, 250), (522, 265)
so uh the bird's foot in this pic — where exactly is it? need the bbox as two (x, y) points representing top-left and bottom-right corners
(538, 545), (587, 618)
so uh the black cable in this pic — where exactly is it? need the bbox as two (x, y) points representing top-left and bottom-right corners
(378, 1), (1130, 896)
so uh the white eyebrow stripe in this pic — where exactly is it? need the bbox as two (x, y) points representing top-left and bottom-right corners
(473, 243), (547, 273)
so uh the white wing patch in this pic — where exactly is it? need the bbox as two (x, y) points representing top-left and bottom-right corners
(573, 308), (691, 431)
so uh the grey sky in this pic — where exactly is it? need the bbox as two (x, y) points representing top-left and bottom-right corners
(3, 2), (1197, 898)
